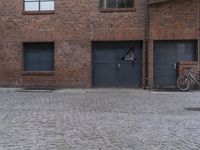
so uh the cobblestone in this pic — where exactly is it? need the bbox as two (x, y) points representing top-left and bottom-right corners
(0, 89), (200, 150)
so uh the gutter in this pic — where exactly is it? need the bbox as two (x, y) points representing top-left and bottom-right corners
(198, 0), (200, 68)
(144, 0), (149, 88)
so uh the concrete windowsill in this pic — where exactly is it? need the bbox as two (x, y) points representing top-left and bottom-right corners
(22, 71), (54, 76)
(100, 8), (136, 13)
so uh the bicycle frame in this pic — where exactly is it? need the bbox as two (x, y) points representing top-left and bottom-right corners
(188, 72), (200, 85)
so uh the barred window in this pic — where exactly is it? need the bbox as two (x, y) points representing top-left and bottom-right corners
(24, 0), (55, 11)
(100, 0), (134, 9)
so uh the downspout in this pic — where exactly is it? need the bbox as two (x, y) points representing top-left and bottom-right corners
(144, 0), (149, 88)
(198, 0), (200, 68)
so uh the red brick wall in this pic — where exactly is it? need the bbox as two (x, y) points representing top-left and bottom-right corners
(0, 0), (146, 87)
(90, 0), (146, 41)
(148, 0), (199, 87)
(178, 61), (198, 77)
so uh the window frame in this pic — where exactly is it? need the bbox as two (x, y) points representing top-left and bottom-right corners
(23, 0), (55, 14)
(22, 42), (55, 74)
(99, 0), (135, 12)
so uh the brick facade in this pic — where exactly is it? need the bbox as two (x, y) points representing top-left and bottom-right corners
(0, 0), (146, 87)
(148, 0), (199, 87)
(0, 0), (199, 88)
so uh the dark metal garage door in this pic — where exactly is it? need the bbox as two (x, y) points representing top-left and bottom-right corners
(154, 41), (197, 88)
(92, 41), (142, 88)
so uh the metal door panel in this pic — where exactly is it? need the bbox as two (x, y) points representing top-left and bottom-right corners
(92, 42), (142, 88)
(93, 48), (117, 63)
(93, 63), (117, 87)
(117, 63), (141, 87)
(155, 41), (196, 88)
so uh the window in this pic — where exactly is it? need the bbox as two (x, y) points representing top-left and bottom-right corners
(24, 43), (54, 71)
(100, 0), (134, 9)
(24, 0), (55, 11)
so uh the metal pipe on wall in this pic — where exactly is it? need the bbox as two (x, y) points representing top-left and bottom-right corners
(144, 0), (149, 88)
(198, 0), (200, 68)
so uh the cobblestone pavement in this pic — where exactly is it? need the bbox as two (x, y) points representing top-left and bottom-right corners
(0, 88), (200, 150)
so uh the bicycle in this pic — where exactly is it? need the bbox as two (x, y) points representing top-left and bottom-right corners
(177, 67), (200, 91)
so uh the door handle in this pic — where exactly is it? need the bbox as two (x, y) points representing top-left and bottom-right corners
(118, 63), (121, 69)
(174, 63), (177, 70)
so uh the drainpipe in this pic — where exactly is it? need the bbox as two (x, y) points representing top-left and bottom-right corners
(144, 0), (149, 89)
(198, 0), (200, 68)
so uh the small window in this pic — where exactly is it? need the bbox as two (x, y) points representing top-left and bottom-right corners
(24, 43), (54, 71)
(24, 0), (55, 11)
(100, 0), (134, 9)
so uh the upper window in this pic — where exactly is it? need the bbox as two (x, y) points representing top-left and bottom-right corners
(23, 43), (54, 72)
(24, 0), (55, 11)
(100, 0), (134, 9)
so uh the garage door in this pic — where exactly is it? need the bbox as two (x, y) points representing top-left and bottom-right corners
(154, 41), (197, 88)
(92, 41), (142, 88)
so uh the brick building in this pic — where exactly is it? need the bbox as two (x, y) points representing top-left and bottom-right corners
(0, 0), (199, 88)
(148, 0), (199, 88)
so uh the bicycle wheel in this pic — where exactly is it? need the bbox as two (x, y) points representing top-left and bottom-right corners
(177, 76), (191, 91)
